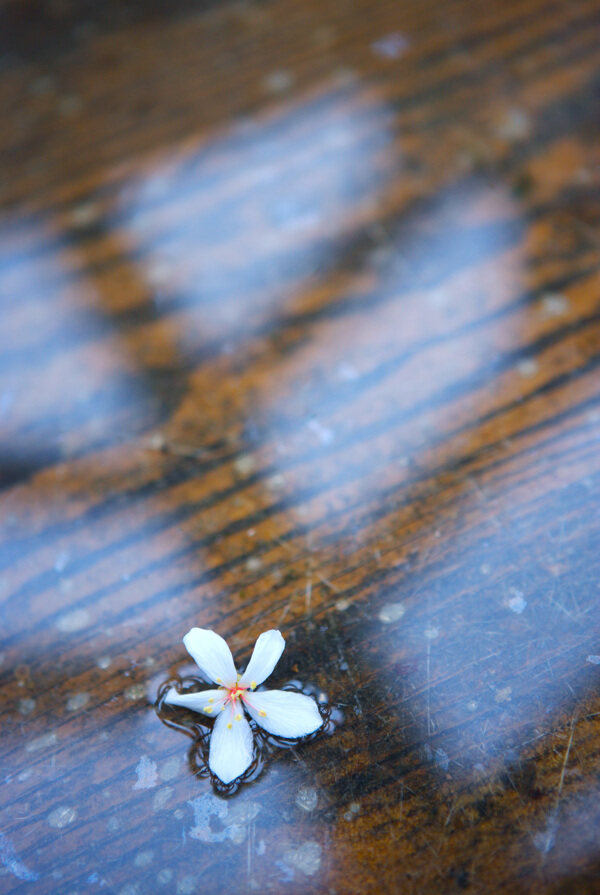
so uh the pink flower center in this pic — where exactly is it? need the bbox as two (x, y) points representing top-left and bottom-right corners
(226, 683), (247, 704)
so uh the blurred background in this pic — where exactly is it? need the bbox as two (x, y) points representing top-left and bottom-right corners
(1, 1), (600, 893)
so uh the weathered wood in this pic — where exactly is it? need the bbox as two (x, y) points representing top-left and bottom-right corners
(1, 0), (600, 892)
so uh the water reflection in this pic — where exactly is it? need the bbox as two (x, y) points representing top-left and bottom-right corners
(241, 175), (600, 801)
(0, 217), (155, 487)
(258, 180), (525, 469)
(118, 85), (396, 358)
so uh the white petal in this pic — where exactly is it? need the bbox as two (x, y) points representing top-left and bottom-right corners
(209, 706), (254, 783)
(182, 628), (237, 687)
(164, 687), (226, 717)
(244, 689), (322, 738)
(239, 630), (285, 688)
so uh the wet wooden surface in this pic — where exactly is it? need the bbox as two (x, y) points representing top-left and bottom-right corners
(1, 0), (600, 892)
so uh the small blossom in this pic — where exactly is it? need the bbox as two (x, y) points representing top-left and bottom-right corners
(164, 629), (322, 783)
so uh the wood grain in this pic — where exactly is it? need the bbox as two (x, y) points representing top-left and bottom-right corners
(1, 0), (600, 892)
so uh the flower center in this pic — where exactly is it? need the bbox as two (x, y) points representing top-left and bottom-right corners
(226, 683), (246, 703)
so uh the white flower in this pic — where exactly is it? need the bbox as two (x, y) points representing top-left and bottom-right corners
(164, 628), (322, 783)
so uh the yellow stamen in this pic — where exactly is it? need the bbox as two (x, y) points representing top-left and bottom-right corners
(204, 706), (212, 713)
(235, 713), (242, 721)
(216, 678), (222, 683)
(208, 697), (214, 703)
(250, 681), (257, 690)
(227, 722), (232, 729)
(259, 710), (267, 717)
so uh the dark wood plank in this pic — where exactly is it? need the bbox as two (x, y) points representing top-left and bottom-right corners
(1, 0), (600, 892)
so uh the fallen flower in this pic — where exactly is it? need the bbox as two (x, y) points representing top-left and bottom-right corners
(164, 628), (322, 783)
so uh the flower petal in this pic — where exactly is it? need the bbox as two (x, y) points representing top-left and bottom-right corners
(244, 689), (322, 738)
(164, 687), (226, 717)
(209, 706), (254, 783)
(239, 630), (285, 688)
(182, 628), (237, 687)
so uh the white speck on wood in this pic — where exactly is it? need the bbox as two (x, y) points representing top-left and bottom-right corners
(307, 418), (334, 445)
(541, 293), (568, 317)
(517, 358), (538, 378)
(0, 832), (39, 881)
(296, 786), (318, 812)
(188, 794), (260, 844)
(54, 551), (70, 572)
(69, 202), (99, 229)
(125, 684), (147, 701)
(495, 686), (512, 703)
(66, 692), (89, 711)
(378, 602), (406, 623)
(159, 757), (181, 782)
(152, 787), (174, 811)
(56, 609), (91, 632)
(371, 32), (410, 59)
(177, 875), (196, 894)
(234, 454), (256, 477)
(263, 69), (294, 94)
(495, 106), (531, 141)
(26, 732), (57, 753)
(266, 473), (286, 491)
(188, 794), (230, 843)
(48, 806), (77, 828)
(133, 755), (158, 790)
(337, 363), (359, 381)
(18, 698), (35, 715)
(507, 589), (527, 614)
(284, 841), (322, 876)
(434, 748), (450, 771)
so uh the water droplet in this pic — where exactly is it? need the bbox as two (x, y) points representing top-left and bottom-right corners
(26, 732), (57, 753)
(506, 589), (527, 614)
(56, 609), (91, 632)
(296, 786), (318, 812)
(133, 755), (158, 790)
(234, 454), (256, 477)
(263, 70), (294, 94)
(378, 602), (406, 623)
(125, 683), (147, 702)
(371, 33), (410, 59)
(541, 293), (568, 317)
(66, 692), (89, 712)
(48, 806), (77, 828)
(18, 698), (35, 715)
(159, 756), (181, 782)
(152, 787), (173, 811)
(284, 841), (322, 876)
(517, 358), (538, 378)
